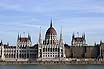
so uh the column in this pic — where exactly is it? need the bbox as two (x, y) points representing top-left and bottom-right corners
(1, 45), (4, 60)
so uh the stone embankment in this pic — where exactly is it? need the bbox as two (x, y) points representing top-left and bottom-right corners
(0, 61), (104, 65)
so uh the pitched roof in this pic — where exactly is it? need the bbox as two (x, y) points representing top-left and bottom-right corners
(19, 38), (29, 42)
(73, 37), (85, 42)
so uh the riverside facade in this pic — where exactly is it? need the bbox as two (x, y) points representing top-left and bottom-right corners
(0, 20), (104, 62)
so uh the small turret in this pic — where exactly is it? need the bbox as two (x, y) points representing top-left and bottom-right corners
(94, 42), (97, 46)
(82, 33), (85, 39)
(39, 27), (42, 44)
(60, 26), (63, 44)
(7, 42), (9, 46)
(0, 40), (3, 45)
(100, 40), (103, 44)
(18, 33), (19, 40)
(28, 33), (31, 41)
(72, 33), (75, 39)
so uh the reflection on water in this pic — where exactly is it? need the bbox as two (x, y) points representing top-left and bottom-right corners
(0, 64), (104, 69)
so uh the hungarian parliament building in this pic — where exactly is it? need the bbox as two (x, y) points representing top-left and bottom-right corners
(0, 20), (104, 62)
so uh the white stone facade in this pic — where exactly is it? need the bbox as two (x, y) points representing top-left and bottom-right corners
(0, 35), (37, 61)
(71, 33), (87, 46)
(38, 22), (66, 61)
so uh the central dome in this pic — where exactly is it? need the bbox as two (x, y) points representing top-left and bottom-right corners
(46, 21), (57, 35)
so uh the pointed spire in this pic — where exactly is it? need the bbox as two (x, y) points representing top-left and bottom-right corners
(7, 42), (9, 46)
(1, 40), (3, 45)
(28, 33), (29, 37)
(39, 27), (42, 44)
(28, 33), (31, 41)
(77, 32), (79, 37)
(39, 27), (42, 37)
(18, 33), (19, 39)
(94, 42), (96, 46)
(50, 19), (53, 27)
(82, 33), (85, 39)
(20, 34), (21, 38)
(100, 40), (102, 44)
(72, 32), (75, 39)
(60, 26), (63, 39)
(23, 32), (25, 37)
(60, 26), (63, 44)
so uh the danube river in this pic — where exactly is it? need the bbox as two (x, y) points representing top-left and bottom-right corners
(0, 65), (104, 69)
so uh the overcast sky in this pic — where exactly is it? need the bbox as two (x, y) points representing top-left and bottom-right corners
(0, 0), (104, 45)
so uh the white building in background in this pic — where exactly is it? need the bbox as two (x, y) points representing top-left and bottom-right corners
(0, 34), (37, 61)
(38, 20), (66, 61)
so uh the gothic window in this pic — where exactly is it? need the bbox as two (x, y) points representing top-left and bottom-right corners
(61, 49), (63, 52)
(58, 55), (60, 57)
(55, 55), (57, 58)
(55, 48), (57, 51)
(61, 55), (63, 57)
(40, 49), (41, 52)
(58, 48), (60, 52)
(40, 53), (42, 57)
(46, 48), (47, 52)
(43, 48), (45, 52)
(27, 54), (29, 58)
(53, 48), (55, 52)
(48, 48), (50, 51)
(53, 55), (54, 57)
(51, 48), (52, 52)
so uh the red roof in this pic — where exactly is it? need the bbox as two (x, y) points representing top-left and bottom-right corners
(73, 37), (85, 42)
(19, 38), (29, 42)
(4, 45), (16, 48)
(46, 27), (57, 35)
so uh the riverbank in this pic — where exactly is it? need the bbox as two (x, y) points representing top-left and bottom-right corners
(0, 61), (104, 65)
(0, 64), (104, 69)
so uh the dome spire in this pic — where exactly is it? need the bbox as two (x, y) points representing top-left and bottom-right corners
(50, 19), (53, 27)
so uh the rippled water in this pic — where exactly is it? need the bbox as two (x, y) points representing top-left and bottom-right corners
(0, 64), (104, 69)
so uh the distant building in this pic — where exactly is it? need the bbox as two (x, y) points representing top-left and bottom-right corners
(38, 20), (66, 61)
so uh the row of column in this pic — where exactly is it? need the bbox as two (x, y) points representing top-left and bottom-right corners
(16, 47), (30, 59)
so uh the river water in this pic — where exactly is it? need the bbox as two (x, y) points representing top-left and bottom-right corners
(0, 64), (104, 69)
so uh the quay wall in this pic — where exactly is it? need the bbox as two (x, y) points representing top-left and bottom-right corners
(0, 61), (104, 65)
